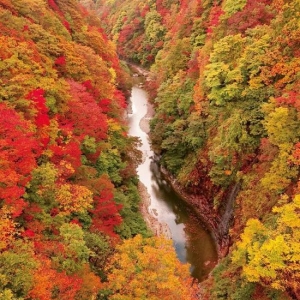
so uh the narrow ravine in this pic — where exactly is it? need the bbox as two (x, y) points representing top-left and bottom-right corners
(127, 73), (218, 282)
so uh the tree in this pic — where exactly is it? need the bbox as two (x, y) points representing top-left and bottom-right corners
(104, 234), (199, 300)
(0, 241), (38, 298)
(65, 80), (108, 142)
(55, 183), (93, 216)
(0, 103), (40, 218)
(232, 194), (300, 297)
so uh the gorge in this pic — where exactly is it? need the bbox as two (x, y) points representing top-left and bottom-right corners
(127, 70), (218, 281)
(0, 0), (299, 299)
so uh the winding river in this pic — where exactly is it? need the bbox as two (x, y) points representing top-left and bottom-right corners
(127, 75), (218, 282)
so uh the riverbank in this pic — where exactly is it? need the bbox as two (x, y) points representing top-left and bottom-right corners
(159, 167), (229, 258)
(136, 90), (171, 238)
(127, 64), (171, 238)
(138, 182), (171, 238)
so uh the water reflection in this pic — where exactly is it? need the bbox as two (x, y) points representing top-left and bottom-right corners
(128, 85), (217, 281)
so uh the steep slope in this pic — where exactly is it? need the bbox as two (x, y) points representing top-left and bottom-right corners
(96, 0), (300, 299)
(0, 0), (196, 298)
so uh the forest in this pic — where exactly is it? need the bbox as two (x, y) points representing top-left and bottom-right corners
(0, 0), (299, 299)
(0, 0), (198, 299)
(94, 0), (300, 299)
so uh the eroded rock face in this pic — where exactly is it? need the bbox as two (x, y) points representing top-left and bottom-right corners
(160, 166), (240, 258)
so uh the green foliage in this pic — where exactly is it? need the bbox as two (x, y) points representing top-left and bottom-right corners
(58, 223), (91, 274)
(83, 231), (111, 277)
(25, 162), (58, 207)
(81, 136), (97, 154)
(96, 0), (300, 298)
(144, 10), (165, 44)
(115, 184), (151, 239)
(96, 147), (125, 184)
(222, 0), (247, 17)
(0, 241), (37, 298)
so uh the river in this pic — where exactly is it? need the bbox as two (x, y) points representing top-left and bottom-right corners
(127, 75), (218, 282)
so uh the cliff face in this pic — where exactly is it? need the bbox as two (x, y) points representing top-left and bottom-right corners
(96, 0), (300, 298)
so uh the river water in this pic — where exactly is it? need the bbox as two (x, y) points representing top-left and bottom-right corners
(127, 81), (218, 282)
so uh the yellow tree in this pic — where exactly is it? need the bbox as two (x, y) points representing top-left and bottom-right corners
(232, 194), (300, 298)
(55, 183), (93, 216)
(104, 234), (198, 300)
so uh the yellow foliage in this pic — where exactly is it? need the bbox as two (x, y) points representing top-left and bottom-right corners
(56, 183), (93, 215)
(232, 194), (300, 294)
(0, 206), (17, 251)
(108, 118), (122, 132)
(105, 235), (198, 300)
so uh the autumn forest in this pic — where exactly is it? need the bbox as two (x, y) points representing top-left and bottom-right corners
(0, 0), (299, 299)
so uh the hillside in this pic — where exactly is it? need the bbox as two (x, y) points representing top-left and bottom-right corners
(95, 0), (300, 299)
(0, 0), (199, 299)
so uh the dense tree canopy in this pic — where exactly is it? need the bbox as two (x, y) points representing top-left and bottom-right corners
(96, 0), (300, 298)
(0, 0), (175, 298)
(104, 235), (199, 299)
(1, 0), (300, 298)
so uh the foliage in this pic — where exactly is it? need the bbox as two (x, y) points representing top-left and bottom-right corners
(96, 0), (300, 298)
(104, 234), (199, 299)
(0, 0), (153, 298)
(2, 0), (300, 297)
(232, 195), (300, 294)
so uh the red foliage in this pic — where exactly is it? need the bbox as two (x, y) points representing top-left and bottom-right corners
(25, 89), (51, 148)
(0, 103), (40, 217)
(26, 88), (50, 127)
(82, 79), (93, 90)
(141, 4), (150, 18)
(23, 229), (35, 238)
(90, 176), (122, 237)
(70, 218), (82, 226)
(63, 20), (71, 32)
(66, 80), (108, 141)
(47, 0), (63, 16)
(275, 91), (300, 111)
(50, 140), (82, 171)
(47, 0), (71, 32)
(91, 194), (122, 237)
(54, 55), (66, 66)
(119, 24), (136, 43)
(50, 207), (59, 217)
(96, 27), (109, 42)
(82, 80), (104, 103)
(227, 0), (274, 34)
(98, 98), (111, 113)
(207, 5), (224, 35)
(54, 273), (83, 300)
(113, 90), (127, 109)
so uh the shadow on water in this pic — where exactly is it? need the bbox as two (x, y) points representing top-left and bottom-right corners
(127, 81), (218, 282)
(149, 161), (218, 281)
